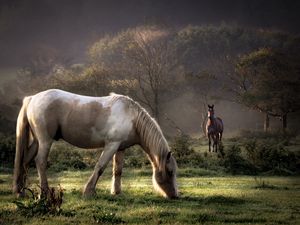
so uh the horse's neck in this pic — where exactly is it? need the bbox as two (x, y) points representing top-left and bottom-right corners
(208, 115), (215, 123)
(134, 107), (168, 171)
(141, 142), (165, 170)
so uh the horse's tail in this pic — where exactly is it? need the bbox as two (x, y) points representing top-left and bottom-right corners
(216, 117), (224, 142)
(202, 113), (208, 137)
(13, 96), (32, 195)
(216, 117), (224, 132)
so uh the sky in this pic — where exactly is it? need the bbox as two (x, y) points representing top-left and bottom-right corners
(0, 0), (300, 68)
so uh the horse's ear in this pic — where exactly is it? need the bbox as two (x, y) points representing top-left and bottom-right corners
(212, 104), (214, 108)
(166, 151), (171, 162)
(208, 104), (211, 108)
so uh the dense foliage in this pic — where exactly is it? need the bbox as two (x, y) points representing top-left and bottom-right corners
(1, 132), (298, 176)
(0, 134), (15, 167)
(233, 48), (300, 130)
(1, 24), (299, 133)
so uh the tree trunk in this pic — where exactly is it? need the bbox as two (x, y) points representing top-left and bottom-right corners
(282, 114), (287, 131)
(154, 92), (159, 123)
(264, 113), (270, 132)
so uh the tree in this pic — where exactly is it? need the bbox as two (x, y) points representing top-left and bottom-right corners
(88, 25), (181, 122)
(174, 25), (269, 127)
(16, 45), (73, 96)
(232, 48), (300, 131)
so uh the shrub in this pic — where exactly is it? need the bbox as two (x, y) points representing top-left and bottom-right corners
(13, 185), (65, 217)
(48, 144), (87, 171)
(244, 139), (297, 175)
(0, 134), (16, 167)
(171, 134), (194, 158)
(222, 145), (257, 175)
(124, 145), (149, 168)
(171, 134), (204, 167)
(261, 144), (297, 175)
(84, 149), (103, 167)
(244, 139), (261, 166)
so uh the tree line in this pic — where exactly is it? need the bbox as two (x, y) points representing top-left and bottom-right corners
(1, 24), (300, 134)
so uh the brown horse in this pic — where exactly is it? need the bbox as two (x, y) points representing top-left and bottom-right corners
(205, 104), (223, 152)
(13, 89), (178, 199)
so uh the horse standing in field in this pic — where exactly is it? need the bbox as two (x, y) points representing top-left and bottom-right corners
(206, 104), (223, 152)
(13, 89), (178, 199)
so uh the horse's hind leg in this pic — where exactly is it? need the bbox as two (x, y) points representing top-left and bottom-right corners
(24, 139), (38, 167)
(111, 150), (125, 195)
(212, 135), (217, 152)
(208, 135), (211, 152)
(35, 141), (52, 196)
(83, 141), (120, 197)
(23, 139), (38, 187)
(17, 139), (38, 197)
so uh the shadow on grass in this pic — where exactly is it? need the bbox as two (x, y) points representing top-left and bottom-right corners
(0, 190), (11, 196)
(70, 188), (247, 207)
(203, 195), (246, 204)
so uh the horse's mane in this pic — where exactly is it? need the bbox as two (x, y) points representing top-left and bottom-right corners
(112, 94), (170, 171)
(135, 105), (170, 171)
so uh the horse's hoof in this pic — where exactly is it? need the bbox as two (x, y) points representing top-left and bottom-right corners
(16, 192), (25, 198)
(83, 189), (96, 198)
(111, 190), (122, 195)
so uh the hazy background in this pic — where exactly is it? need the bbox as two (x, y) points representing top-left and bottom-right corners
(0, 0), (299, 136)
(1, 0), (299, 67)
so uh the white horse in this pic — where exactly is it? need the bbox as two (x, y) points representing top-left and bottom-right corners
(13, 89), (178, 198)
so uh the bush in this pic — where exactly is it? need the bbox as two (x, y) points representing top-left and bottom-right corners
(171, 134), (194, 158)
(84, 149), (103, 167)
(0, 134), (16, 167)
(13, 185), (65, 217)
(222, 145), (257, 175)
(124, 145), (149, 168)
(48, 143), (87, 172)
(244, 139), (298, 175)
(171, 134), (204, 167)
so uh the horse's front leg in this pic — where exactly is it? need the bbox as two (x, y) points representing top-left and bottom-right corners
(83, 142), (120, 197)
(111, 150), (125, 195)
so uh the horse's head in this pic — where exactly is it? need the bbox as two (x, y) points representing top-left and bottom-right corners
(153, 152), (178, 199)
(207, 104), (215, 118)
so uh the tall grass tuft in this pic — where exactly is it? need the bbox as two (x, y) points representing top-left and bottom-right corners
(13, 185), (65, 217)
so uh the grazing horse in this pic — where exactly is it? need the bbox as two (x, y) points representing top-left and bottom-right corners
(13, 89), (178, 199)
(205, 104), (223, 152)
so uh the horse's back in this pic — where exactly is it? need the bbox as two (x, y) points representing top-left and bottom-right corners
(216, 117), (223, 132)
(206, 117), (223, 135)
(26, 89), (137, 148)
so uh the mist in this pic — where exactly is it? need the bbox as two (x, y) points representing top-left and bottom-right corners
(1, 0), (299, 67)
(0, 0), (299, 135)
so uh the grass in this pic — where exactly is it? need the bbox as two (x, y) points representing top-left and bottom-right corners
(0, 167), (299, 225)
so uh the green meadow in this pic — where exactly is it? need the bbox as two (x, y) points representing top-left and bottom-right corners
(0, 167), (299, 225)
